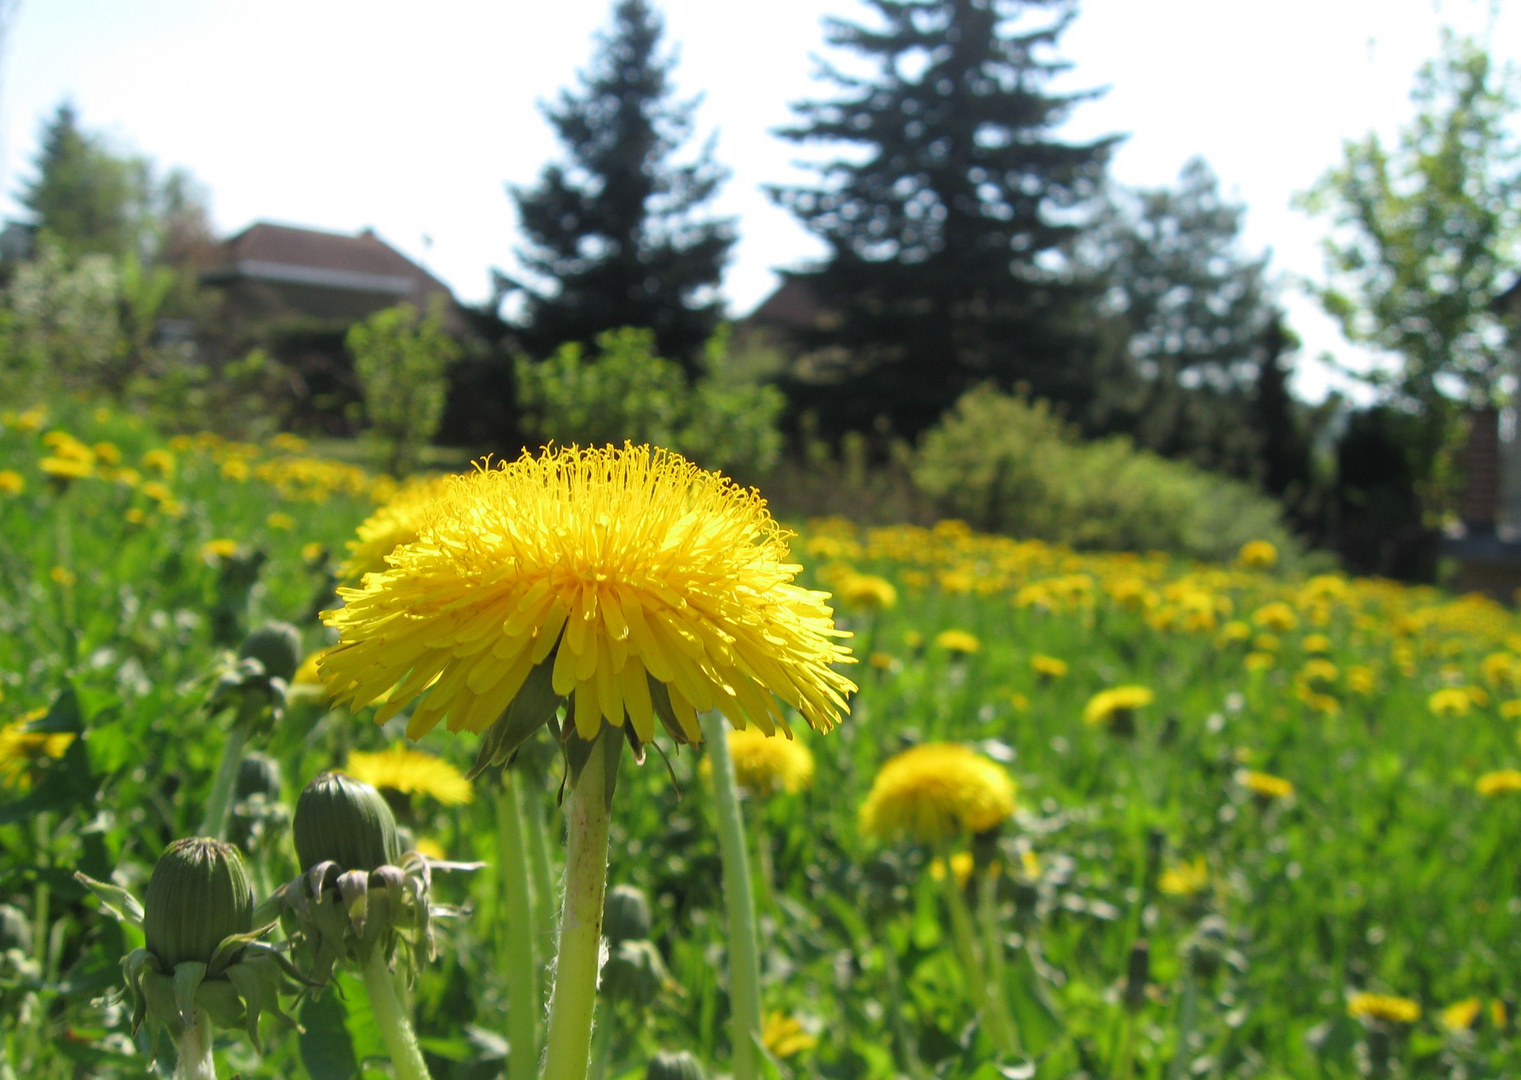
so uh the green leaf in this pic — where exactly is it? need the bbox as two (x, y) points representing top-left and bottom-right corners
(299, 988), (360, 1080)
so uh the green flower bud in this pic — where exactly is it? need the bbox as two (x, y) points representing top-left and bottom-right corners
(144, 838), (253, 970)
(604, 884), (651, 945)
(294, 772), (401, 873)
(239, 621), (302, 683)
(601, 938), (667, 1002)
(236, 752), (283, 801)
(646, 1050), (706, 1080)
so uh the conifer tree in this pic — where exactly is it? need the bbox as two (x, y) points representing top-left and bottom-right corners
(18, 101), (147, 260)
(771, 0), (1115, 437)
(504, 0), (735, 375)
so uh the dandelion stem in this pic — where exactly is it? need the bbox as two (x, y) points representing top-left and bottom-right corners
(702, 710), (765, 1080)
(496, 772), (541, 1080)
(173, 1008), (217, 1080)
(362, 947), (434, 1080)
(198, 722), (250, 840)
(976, 864), (1021, 1055)
(542, 731), (620, 1080)
(939, 850), (1018, 1057)
(520, 766), (559, 980)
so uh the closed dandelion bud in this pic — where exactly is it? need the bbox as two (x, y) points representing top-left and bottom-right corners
(239, 621), (302, 684)
(294, 772), (401, 873)
(604, 884), (652, 946)
(236, 752), (283, 801)
(1123, 939), (1150, 1013)
(144, 838), (253, 969)
(646, 1050), (706, 1080)
(601, 938), (668, 1002)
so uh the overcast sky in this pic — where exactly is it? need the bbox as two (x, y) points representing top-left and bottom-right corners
(1, 0), (1515, 401)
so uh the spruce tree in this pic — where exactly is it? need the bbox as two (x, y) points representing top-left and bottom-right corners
(771, 0), (1115, 438)
(18, 101), (146, 259)
(505, 0), (735, 375)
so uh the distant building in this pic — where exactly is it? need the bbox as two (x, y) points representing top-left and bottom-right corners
(201, 221), (463, 330)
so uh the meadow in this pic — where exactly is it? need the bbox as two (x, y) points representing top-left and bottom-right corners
(3, 401), (1521, 1080)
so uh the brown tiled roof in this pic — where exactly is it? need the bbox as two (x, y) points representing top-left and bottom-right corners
(207, 222), (454, 302)
(746, 275), (825, 328)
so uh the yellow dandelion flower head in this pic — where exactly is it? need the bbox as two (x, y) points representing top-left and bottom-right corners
(1237, 769), (1294, 799)
(0, 470), (23, 495)
(1252, 602), (1297, 633)
(0, 714), (75, 790)
(39, 455), (94, 480)
(1441, 997), (1482, 1033)
(14, 407), (47, 433)
(413, 836), (447, 861)
(1482, 652), (1519, 688)
(141, 448), (176, 477)
(835, 572), (898, 612)
(1302, 633), (1332, 654)
(266, 512), (295, 531)
(1299, 659), (1339, 685)
(1346, 665), (1377, 695)
(1476, 769), (1521, 796)
(726, 727), (815, 796)
(340, 474), (453, 581)
(320, 445), (856, 753)
(344, 744), (474, 805)
(201, 538), (240, 563)
(1216, 620), (1252, 646)
(1244, 650), (1276, 672)
(1158, 856), (1208, 897)
(1083, 685), (1154, 726)
(762, 1013), (818, 1058)
(1429, 687), (1474, 719)
(1237, 540), (1278, 569)
(935, 629), (981, 655)
(1348, 993), (1420, 1025)
(1031, 654), (1068, 679)
(859, 743), (1015, 843)
(92, 442), (121, 465)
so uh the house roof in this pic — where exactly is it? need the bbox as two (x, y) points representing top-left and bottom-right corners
(203, 222), (455, 305)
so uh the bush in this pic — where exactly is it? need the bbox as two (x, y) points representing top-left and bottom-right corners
(514, 327), (784, 477)
(347, 301), (459, 476)
(912, 385), (1300, 563)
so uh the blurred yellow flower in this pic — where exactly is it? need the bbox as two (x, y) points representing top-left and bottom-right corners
(935, 629), (981, 655)
(413, 837), (447, 861)
(1083, 686), (1153, 726)
(1159, 856), (1208, 897)
(928, 850), (976, 886)
(339, 474), (452, 581)
(1215, 620), (1252, 648)
(1476, 770), (1521, 796)
(49, 566), (76, 587)
(1429, 687), (1474, 718)
(1252, 603), (1297, 632)
(1502, 700), (1521, 720)
(1441, 997), (1482, 1032)
(835, 573), (898, 612)
(266, 512), (295, 531)
(201, 538), (240, 562)
(1238, 770), (1293, 800)
(345, 744), (474, 805)
(1302, 634), (1331, 654)
(1253, 633), (1281, 653)
(1298, 659), (1339, 685)
(91, 442), (120, 465)
(1031, 654), (1068, 679)
(1237, 540), (1278, 569)
(859, 743), (1015, 842)
(726, 727), (815, 796)
(1345, 665), (1377, 694)
(141, 449), (175, 476)
(0, 716), (75, 790)
(322, 445), (855, 745)
(761, 1012), (817, 1058)
(0, 470), (23, 495)
(301, 542), (326, 564)
(1348, 993), (1420, 1024)
(14, 407), (46, 433)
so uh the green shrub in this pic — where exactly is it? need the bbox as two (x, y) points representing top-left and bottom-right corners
(514, 327), (784, 477)
(912, 384), (1300, 563)
(347, 301), (459, 476)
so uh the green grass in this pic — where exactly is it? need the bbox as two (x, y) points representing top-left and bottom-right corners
(2, 402), (1519, 1079)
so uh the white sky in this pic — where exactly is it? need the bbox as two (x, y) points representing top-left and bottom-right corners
(0, 0), (1516, 402)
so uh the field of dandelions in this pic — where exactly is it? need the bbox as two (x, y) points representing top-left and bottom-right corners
(5, 400), (1521, 1080)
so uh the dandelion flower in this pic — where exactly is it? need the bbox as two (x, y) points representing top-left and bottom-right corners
(1429, 687), (1474, 719)
(1302, 634), (1331, 654)
(1252, 602), (1297, 632)
(859, 743), (1015, 842)
(1441, 998), (1482, 1032)
(929, 850), (975, 886)
(1237, 540), (1278, 569)
(0, 470), (23, 495)
(345, 744), (474, 805)
(1158, 856), (1208, 897)
(1083, 686), (1154, 727)
(1237, 769), (1293, 800)
(1348, 993), (1420, 1025)
(935, 629), (981, 655)
(835, 573), (897, 612)
(761, 1012), (818, 1058)
(340, 475), (452, 581)
(725, 727), (814, 796)
(1476, 770), (1521, 796)
(320, 445), (855, 753)
(0, 715), (75, 790)
(1031, 654), (1068, 679)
